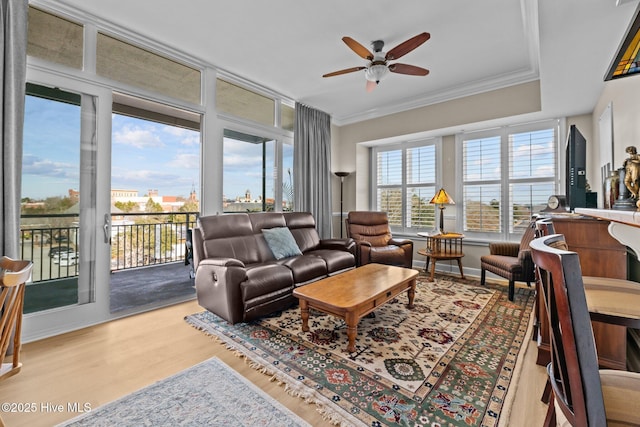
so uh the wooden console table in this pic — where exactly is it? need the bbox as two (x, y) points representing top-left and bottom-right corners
(417, 232), (465, 281)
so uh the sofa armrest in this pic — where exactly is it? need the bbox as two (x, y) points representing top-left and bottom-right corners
(195, 258), (248, 324)
(488, 242), (519, 257)
(318, 238), (356, 254)
(198, 257), (246, 268)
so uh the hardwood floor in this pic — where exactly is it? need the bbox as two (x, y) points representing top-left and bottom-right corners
(0, 296), (548, 427)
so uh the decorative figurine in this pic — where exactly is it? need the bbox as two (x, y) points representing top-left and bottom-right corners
(623, 146), (640, 199)
(614, 145), (640, 210)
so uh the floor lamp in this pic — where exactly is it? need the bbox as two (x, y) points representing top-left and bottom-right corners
(334, 172), (350, 238)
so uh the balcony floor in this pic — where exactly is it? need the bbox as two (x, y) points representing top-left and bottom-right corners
(110, 262), (195, 313)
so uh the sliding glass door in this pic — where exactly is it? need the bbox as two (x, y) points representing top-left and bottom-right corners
(109, 96), (201, 313)
(20, 73), (113, 342)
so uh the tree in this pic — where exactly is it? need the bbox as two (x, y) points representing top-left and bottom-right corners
(145, 198), (163, 213)
(114, 201), (139, 213)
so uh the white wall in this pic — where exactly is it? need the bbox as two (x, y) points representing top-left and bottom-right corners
(593, 76), (640, 174)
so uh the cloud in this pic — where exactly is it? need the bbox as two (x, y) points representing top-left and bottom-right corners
(22, 154), (78, 179)
(113, 125), (164, 149)
(167, 153), (199, 169)
(163, 126), (200, 146)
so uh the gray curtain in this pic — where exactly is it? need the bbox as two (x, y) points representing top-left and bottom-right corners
(1, 0), (28, 258)
(293, 103), (332, 239)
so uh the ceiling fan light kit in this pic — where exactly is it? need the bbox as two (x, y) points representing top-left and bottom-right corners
(365, 63), (389, 83)
(323, 32), (430, 91)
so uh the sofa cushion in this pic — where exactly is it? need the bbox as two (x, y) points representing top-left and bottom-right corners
(285, 212), (321, 252)
(249, 212), (286, 232)
(262, 227), (303, 260)
(307, 249), (355, 275)
(241, 264), (294, 301)
(202, 235), (261, 265)
(279, 255), (327, 284)
(199, 213), (253, 239)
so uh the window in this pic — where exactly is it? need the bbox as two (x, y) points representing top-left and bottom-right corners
(458, 120), (558, 239)
(223, 129), (293, 212)
(372, 139), (439, 233)
(96, 33), (201, 104)
(216, 79), (275, 126)
(27, 7), (83, 69)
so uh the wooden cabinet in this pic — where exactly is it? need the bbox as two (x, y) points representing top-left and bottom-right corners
(536, 216), (629, 370)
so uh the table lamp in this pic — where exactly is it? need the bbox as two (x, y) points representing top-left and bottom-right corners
(430, 188), (455, 234)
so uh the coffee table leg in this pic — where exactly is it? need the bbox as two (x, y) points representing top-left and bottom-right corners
(345, 312), (357, 353)
(407, 279), (416, 309)
(300, 300), (310, 332)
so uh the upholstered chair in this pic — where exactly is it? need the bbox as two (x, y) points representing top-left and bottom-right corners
(480, 220), (537, 301)
(345, 211), (413, 268)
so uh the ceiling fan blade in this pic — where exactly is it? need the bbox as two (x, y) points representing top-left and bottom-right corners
(389, 63), (430, 76)
(366, 80), (377, 92)
(323, 66), (366, 78)
(342, 37), (373, 60)
(386, 32), (430, 60)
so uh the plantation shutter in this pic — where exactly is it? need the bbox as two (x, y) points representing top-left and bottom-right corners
(462, 136), (502, 233)
(508, 127), (557, 232)
(406, 145), (435, 229)
(376, 149), (403, 227)
(373, 140), (438, 233)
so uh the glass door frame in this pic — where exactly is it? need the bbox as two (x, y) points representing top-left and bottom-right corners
(22, 68), (113, 342)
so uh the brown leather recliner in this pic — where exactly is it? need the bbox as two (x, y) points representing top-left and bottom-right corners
(345, 211), (413, 268)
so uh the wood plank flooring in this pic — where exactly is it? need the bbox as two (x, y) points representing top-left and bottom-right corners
(0, 298), (548, 427)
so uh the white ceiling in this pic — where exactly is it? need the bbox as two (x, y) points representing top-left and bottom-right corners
(47, 0), (639, 126)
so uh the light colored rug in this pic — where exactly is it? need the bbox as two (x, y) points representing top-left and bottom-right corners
(186, 274), (535, 427)
(57, 357), (310, 427)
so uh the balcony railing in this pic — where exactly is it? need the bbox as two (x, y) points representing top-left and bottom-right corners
(20, 212), (198, 283)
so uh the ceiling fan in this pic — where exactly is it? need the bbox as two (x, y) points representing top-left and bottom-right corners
(323, 32), (430, 92)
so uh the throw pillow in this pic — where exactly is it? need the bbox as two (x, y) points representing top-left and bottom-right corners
(262, 227), (302, 260)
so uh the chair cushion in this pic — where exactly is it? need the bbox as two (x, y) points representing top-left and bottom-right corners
(481, 254), (523, 274)
(370, 245), (406, 263)
(262, 227), (302, 260)
(600, 369), (640, 425)
(583, 276), (640, 321)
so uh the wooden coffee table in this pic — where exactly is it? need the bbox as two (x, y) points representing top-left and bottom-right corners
(292, 263), (418, 352)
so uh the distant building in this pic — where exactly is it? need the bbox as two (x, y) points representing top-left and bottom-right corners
(110, 188), (199, 212)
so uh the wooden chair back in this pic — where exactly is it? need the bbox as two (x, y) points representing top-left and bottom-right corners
(530, 234), (606, 426)
(0, 256), (33, 380)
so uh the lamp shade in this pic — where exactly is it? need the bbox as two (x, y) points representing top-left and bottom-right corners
(430, 188), (455, 205)
(365, 64), (389, 83)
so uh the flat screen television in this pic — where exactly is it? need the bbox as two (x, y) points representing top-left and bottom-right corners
(566, 125), (587, 211)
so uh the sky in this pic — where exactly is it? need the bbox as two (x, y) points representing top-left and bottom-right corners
(21, 94), (291, 202)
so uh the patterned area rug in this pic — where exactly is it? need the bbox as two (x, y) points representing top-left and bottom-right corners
(57, 357), (310, 427)
(185, 274), (535, 427)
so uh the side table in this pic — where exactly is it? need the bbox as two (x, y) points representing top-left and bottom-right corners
(417, 232), (465, 281)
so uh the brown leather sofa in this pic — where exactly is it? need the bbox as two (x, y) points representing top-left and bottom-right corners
(345, 211), (414, 268)
(192, 212), (356, 324)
